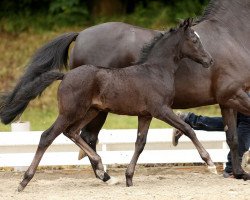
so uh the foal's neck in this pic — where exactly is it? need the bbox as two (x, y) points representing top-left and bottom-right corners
(144, 37), (181, 74)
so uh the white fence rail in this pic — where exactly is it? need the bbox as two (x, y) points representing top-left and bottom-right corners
(0, 129), (229, 170)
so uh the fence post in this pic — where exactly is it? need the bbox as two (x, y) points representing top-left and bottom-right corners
(222, 141), (229, 169)
(101, 130), (108, 171)
(102, 143), (107, 171)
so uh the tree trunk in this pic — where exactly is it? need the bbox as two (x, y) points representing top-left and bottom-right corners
(87, 0), (125, 18)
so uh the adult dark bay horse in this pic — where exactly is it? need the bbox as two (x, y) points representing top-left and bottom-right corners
(16, 19), (214, 191)
(0, 0), (250, 180)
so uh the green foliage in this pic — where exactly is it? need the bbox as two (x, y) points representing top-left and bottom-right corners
(0, 0), (209, 34)
(0, 0), (89, 34)
(49, 0), (89, 24)
(167, 0), (209, 22)
(124, 1), (173, 29)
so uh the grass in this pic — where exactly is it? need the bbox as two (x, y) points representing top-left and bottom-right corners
(0, 7), (220, 132)
(0, 98), (221, 131)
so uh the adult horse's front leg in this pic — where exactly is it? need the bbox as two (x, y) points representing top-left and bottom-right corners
(220, 107), (250, 180)
(18, 116), (68, 192)
(221, 89), (250, 116)
(125, 116), (152, 187)
(154, 106), (217, 173)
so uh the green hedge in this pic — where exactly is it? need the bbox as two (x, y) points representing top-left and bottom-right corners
(0, 0), (208, 34)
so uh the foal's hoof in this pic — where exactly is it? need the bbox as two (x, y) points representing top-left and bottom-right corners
(95, 169), (105, 180)
(78, 149), (87, 160)
(106, 176), (119, 185)
(207, 165), (218, 174)
(126, 180), (133, 187)
(17, 184), (25, 192)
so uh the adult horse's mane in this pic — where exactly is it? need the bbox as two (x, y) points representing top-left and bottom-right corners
(195, 0), (223, 24)
(194, 0), (249, 25)
(136, 20), (189, 65)
(136, 0), (236, 65)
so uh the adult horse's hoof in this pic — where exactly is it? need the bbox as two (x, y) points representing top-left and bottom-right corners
(172, 112), (190, 146)
(242, 151), (250, 173)
(78, 139), (100, 160)
(207, 165), (218, 174)
(242, 173), (250, 181)
(78, 149), (87, 160)
(172, 128), (182, 146)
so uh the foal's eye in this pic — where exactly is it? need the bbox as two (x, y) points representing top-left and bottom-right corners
(192, 38), (198, 43)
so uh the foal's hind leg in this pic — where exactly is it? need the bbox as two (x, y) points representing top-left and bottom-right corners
(18, 115), (68, 192)
(64, 109), (110, 182)
(153, 106), (217, 173)
(126, 116), (152, 187)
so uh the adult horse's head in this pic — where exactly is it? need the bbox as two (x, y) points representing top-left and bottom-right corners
(177, 18), (214, 68)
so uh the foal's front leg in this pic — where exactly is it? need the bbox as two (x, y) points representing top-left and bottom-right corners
(153, 106), (217, 173)
(125, 116), (152, 187)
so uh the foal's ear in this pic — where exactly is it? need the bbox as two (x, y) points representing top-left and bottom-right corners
(181, 18), (193, 31)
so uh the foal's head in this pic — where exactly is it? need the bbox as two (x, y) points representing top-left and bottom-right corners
(137, 18), (214, 68)
(175, 18), (214, 68)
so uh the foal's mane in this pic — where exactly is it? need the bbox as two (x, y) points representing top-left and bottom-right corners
(135, 23), (184, 65)
(135, 32), (165, 65)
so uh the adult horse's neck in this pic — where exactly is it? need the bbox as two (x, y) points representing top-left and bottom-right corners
(200, 0), (250, 47)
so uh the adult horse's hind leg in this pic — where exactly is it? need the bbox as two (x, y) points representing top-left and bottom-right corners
(63, 109), (111, 182)
(126, 116), (152, 187)
(153, 106), (217, 173)
(78, 111), (108, 160)
(220, 107), (250, 180)
(18, 115), (68, 192)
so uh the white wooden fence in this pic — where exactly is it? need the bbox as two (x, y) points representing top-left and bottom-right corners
(0, 129), (229, 171)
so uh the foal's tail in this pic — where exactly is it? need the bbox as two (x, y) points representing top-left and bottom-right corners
(0, 71), (64, 124)
(0, 32), (78, 124)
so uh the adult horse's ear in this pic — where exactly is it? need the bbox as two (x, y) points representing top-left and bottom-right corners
(187, 18), (193, 26)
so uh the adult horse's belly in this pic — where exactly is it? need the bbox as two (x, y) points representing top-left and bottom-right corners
(172, 59), (216, 109)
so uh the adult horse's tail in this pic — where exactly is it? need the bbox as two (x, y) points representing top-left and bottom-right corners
(0, 32), (78, 124)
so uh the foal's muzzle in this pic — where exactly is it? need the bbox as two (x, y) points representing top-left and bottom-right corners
(202, 57), (214, 68)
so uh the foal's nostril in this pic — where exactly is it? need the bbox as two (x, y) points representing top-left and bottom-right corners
(210, 59), (214, 66)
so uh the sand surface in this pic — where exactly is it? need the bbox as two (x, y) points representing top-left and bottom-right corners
(0, 166), (249, 200)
